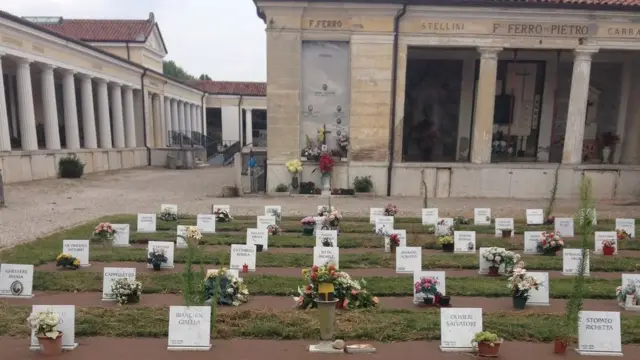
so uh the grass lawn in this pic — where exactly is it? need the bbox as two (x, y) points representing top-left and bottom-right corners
(32, 271), (619, 299)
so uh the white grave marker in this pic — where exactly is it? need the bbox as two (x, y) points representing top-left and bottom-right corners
(478, 247), (506, 275)
(197, 214), (216, 234)
(413, 271), (446, 303)
(315, 229), (338, 248)
(168, 306), (212, 351)
(439, 308), (483, 352)
(385, 229), (407, 252)
(422, 208), (439, 226)
(111, 224), (130, 247)
(230, 244), (256, 272)
(555, 218), (575, 237)
(526, 272), (550, 306)
(395, 247), (422, 274)
(620, 274), (640, 310)
(524, 231), (544, 254)
(526, 209), (544, 225)
(563, 249), (590, 276)
(576, 311), (622, 356)
(264, 205), (281, 216)
(615, 218), (635, 238)
(375, 216), (394, 235)
(246, 228), (269, 251)
(494, 218), (514, 237)
(137, 213), (156, 233)
(257, 215), (276, 230)
(161, 204), (178, 215)
(453, 231), (476, 253)
(313, 216), (325, 233)
(147, 241), (175, 268)
(0, 264), (34, 298)
(473, 208), (491, 225)
(62, 240), (90, 266)
(594, 231), (618, 254)
(369, 208), (384, 224)
(102, 267), (136, 301)
(436, 218), (454, 236)
(29, 305), (78, 351)
(313, 247), (339, 268)
(213, 205), (230, 215)
(176, 225), (188, 249)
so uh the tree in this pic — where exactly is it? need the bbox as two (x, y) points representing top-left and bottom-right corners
(199, 74), (212, 81)
(162, 60), (195, 81)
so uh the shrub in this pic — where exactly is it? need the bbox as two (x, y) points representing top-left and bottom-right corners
(353, 176), (373, 193)
(275, 184), (289, 192)
(58, 154), (84, 178)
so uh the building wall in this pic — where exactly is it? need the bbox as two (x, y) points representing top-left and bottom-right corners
(221, 106), (240, 142)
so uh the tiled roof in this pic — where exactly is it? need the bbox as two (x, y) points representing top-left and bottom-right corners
(35, 18), (155, 42)
(190, 81), (267, 97)
(257, 0), (640, 8)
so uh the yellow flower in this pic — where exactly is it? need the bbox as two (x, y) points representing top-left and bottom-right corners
(72, 259), (80, 266)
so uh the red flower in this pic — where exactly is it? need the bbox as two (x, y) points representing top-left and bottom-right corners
(318, 153), (334, 174)
(312, 265), (319, 272)
(328, 264), (336, 272)
(311, 273), (317, 280)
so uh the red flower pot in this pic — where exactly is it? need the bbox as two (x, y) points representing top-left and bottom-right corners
(477, 341), (501, 357)
(488, 266), (500, 276)
(603, 246), (615, 256)
(554, 338), (568, 354)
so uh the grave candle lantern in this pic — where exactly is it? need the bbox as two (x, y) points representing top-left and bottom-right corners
(242, 263), (248, 273)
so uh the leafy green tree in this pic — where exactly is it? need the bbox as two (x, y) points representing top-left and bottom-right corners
(162, 60), (195, 81)
(199, 74), (212, 80)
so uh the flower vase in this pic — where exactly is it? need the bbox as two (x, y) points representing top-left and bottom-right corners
(501, 229), (512, 238)
(488, 266), (500, 276)
(478, 341), (501, 357)
(302, 226), (314, 236)
(390, 242), (397, 254)
(602, 146), (611, 163)
(423, 296), (434, 305)
(626, 294), (635, 307)
(543, 249), (557, 256)
(152, 262), (162, 271)
(442, 243), (454, 252)
(37, 333), (64, 356)
(439, 296), (451, 306)
(321, 174), (331, 195)
(512, 296), (528, 310)
(603, 246), (615, 256)
(291, 175), (299, 190)
(318, 282), (335, 301)
(554, 338), (568, 354)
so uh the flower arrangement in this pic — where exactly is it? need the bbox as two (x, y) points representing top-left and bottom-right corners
(602, 239), (616, 249)
(616, 283), (637, 304)
(544, 215), (555, 225)
(318, 153), (334, 174)
(267, 208), (282, 223)
(56, 253), (80, 270)
(414, 276), (440, 298)
(454, 216), (472, 226)
(384, 204), (398, 216)
(537, 231), (564, 255)
(617, 229), (630, 241)
(267, 224), (281, 236)
(94, 222), (116, 240)
(214, 209), (233, 223)
(294, 265), (378, 310)
(186, 226), (202, 242)
(337, 134), (349, 155)
(159, 207), (178, 222)
(204, 268), (249, 306)
(508, 267), (542, 299)
(27, 310), (62, 339)
(482, 247), (513, 268)
(111, 277), (142, 305)
(439, 235), (453, 245)
(318, 205), (335, 216)
(285, 159), (303, 174)
(388, 233), (400, 247)
(147, 248), (168, 270)
(301, 216), (316, 226)
(318, 206), (342, 228)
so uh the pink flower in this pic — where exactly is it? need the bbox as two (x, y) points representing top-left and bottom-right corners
(351, 289), (358, 295)
(343, 299), (349, 308)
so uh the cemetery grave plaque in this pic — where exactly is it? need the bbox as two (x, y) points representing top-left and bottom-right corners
(474, 208), (491, 226)
(478, 247), (506, 275)
(413, 271), (446, 303)
(421, 208), (438, 226)
(313, 247), (340, 268)
(439, 308), (483, 352)
(176, 225), (188, 249)
(247, 228), (269, 251)
(526, 272), (550, 306)
(230, 244), (257, 271)
(102, 267), (136, 301)
(494, 218), (514, 237)
(385, 229), (407, 252)
(197, 214), (216, 234)
(395, 247), (421, 274)
(147, 241), (175, 268)
(562, 249), (590, 276)
(0, 264), (34, 298)
(555, 218), (574, 237)
(524, 231), (544, 254)
(29, 305), (78, 351)
(615, 218), (635, 238)
(168, 306), (212, 351)
(257, 215), (276, 230)
(526, 209), (544, 225)
(454, 231), (476, 253)
(62, 240), (90, 266)
(375, 216), (394, 235)
(594, 231), (617, 254)
(436, 218), (454, 236)
(137, 213), (157, 233)
(576, 311), (622, 356)
(111, 224), (130, 247)
(315, 229), (338, 248)
(369, 208), (384, 224)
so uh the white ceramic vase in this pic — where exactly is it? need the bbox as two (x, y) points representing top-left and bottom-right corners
(626, 294), (635, 307)
(602, 146), (612, 163)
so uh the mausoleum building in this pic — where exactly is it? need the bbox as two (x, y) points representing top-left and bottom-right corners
(255, 0), (640, 199)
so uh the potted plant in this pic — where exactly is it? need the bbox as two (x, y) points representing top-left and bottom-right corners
(508, 265), (541, 310)
(267, 224), (280, 236)
(536, 231), (564, 256)
(147, 248), (168, 270)
(454, 216), (472, 226)
(384, 203), (398, 217)
(616, 229), (630, 241)
(482, 247), (509, 276)
(301, 216), (316, 235)
(56, 253), (80, 270)
(544, 215), (555, 225)
(27, 310), (63, 355)
(501, 229), (513, 238)
(158, 207), (178, 222)
(111, 277), (142, 305)
(601, 239), (616, 256)
(294, 268), (378, 310)
(616, 283), (637, 306)
(319, 206), (342, 230)
(285, 159), (303, 190)
(473, 331), (502, 357)
(388, 233), (400, 253)
(439, 235), (454, 252)
(94, 222), (117, 245)
(214, 209), (233, 223)
(204, 268), (249, 306)
(598, 132), (619, 163)
(414, 276), (439, 305)
(434, 291), (451, 307)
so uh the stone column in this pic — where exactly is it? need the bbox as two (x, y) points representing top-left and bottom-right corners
(191, 104), (198, 135)
(185, 103), (193, 137)
(110, 83), (125, 148)
(123, 86), (136, 148)
(41, 64), (61, 150)
(95, 79), (112, 149)
(562, 48), (597, 165)
(16, 58), (38, 151)
(0, 53), (11, 151)
(470, 47), (501, 164)
(164, 97), (172, 142)
(177, 101), (185, 136)
(245, 108), (254, 146)
(61, 70), (80, 150)
(171, 99), (179, 146)
(152, 94), (163, 147)
(80, 75), (97, 149)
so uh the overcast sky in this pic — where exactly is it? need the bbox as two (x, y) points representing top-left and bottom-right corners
(4, 0), (267, 82)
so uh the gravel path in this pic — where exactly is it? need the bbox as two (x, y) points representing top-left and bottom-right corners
(1, 167), (639, 249)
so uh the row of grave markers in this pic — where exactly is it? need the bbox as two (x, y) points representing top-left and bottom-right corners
(23, 302), (624, 355)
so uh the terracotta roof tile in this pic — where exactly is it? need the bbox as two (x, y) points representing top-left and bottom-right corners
(190, 81), (266, 96)
(36, 18), (155, 42)
(266, 0), (640, 7)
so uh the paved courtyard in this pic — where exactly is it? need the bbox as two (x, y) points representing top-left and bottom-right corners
(1, 166), (639, 249)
